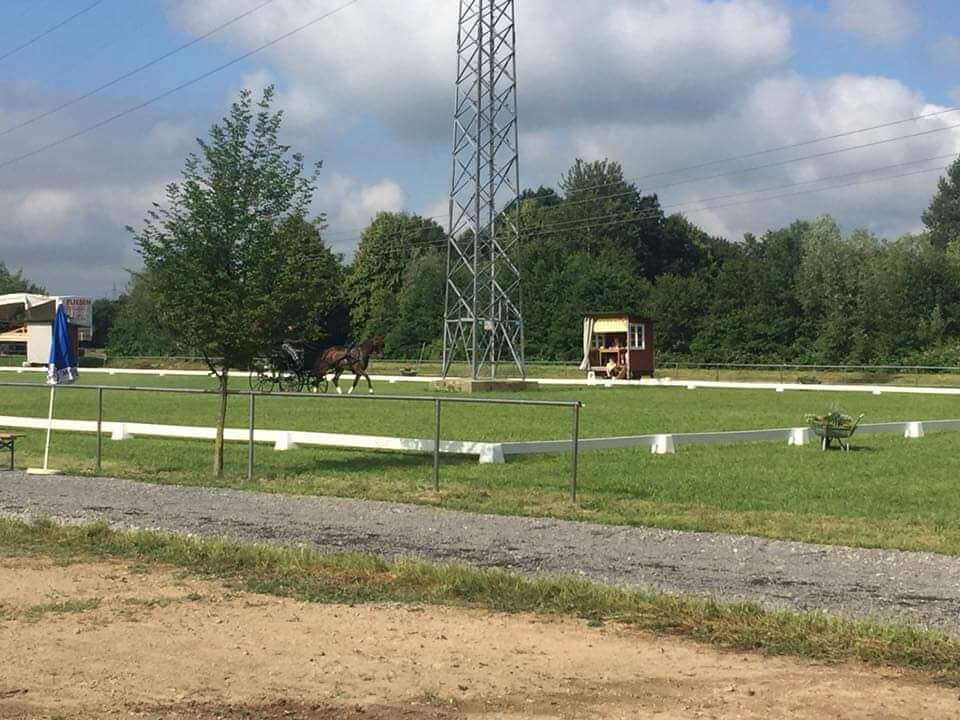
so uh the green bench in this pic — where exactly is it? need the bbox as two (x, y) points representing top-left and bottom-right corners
(0, 432), (25, 470)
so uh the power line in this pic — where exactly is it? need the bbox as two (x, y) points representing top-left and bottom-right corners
(629, 106), (960, 184)
(640, 121), (960, 193)
(0, 0), (106, 64)
(313, 155), (952, 259)
(0, 0), (361, 172)
(318, 145), (954, 252)
(0, 0), (279, 138)
(524, 164), (949, 242)
(320, 112), (960, 241)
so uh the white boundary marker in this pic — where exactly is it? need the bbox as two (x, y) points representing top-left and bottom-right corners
(1, 413), (957, 464)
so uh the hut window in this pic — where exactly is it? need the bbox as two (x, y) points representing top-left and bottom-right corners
(629, 323), (645, 349)
(592, 333), (603, 349)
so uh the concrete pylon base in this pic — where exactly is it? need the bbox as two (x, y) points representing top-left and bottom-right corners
(430, 378), (538, 393)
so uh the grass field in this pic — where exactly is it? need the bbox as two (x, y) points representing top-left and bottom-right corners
(3, 371), (960, 555)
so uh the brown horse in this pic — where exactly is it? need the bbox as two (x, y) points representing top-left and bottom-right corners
(310, 334), (384, 394)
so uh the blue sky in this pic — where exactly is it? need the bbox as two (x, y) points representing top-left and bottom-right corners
(0, 0), (958, 297)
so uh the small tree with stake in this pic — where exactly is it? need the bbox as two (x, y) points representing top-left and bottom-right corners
(131, 86), (340, 477)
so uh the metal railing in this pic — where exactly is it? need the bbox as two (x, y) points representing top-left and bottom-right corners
(0, 382), (584, 501)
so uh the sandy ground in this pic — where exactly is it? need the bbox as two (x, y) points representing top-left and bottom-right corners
(1, 557), (958, 720)
(7, 473), (960, 635)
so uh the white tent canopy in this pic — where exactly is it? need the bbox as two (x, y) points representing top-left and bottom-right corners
(0, 293), (58, 323)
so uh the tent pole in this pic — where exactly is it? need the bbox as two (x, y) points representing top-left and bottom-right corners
(42, 385), (55, 471)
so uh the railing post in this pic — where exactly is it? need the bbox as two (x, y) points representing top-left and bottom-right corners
(95, 386), (103, 473)
(247, 392), (255, 482)
(432, 398), (441, 492)
(570, 402), (580, 502)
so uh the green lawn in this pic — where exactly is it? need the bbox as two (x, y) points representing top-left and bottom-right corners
(3, 373), (960, 555)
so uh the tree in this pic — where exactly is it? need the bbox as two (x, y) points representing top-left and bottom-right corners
(0, 261), (44, 294)
(345, 212), (445, 343)
(384, 251), (446, 358)
(131, 86), (332, 478)
(90, 298), (120, 348)
(795, 217), (879, 362)
(923, 156), (960, 250)
(554, 159), (663, 277)
(106, 272), (178, 357)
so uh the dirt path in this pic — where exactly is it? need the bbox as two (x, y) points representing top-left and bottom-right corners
(3, 472), (960, 635)
(0, 557), (958, 720)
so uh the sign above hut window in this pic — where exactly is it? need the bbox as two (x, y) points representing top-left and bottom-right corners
(629, 323), (645, 349)
(593, 318), (628, 334)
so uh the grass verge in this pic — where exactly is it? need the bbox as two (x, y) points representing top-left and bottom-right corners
(1, 516), (958, 685)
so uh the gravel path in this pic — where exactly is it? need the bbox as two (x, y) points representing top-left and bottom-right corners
(2, 471), (959, 635)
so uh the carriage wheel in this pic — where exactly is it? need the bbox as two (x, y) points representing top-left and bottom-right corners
(304, 375), (328, 394)
(277, 373), (299, 393)
(249, 366), (274, 393)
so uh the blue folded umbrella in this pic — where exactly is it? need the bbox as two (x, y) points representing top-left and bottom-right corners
(47, 304), (78, 385)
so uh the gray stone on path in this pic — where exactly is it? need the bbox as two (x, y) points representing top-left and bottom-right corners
(2, 471), (959, 635)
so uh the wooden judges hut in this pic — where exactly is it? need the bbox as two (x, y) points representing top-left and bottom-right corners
(579, 313), (655, 379)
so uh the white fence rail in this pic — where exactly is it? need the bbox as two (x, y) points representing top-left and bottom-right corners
(0, 415), (506, 463)
(498, 419), (960, 458)
(2, 411), (956, 466)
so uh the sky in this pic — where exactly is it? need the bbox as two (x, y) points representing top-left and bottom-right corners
(0, 0), (958, 298)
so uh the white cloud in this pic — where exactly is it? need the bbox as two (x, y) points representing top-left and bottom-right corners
(316, 175), (408, 254)
(824, 0), (920, 46)
(8, 189), (80, 233)
(166, 0), (792, 137)
(519, 71), (958, 243)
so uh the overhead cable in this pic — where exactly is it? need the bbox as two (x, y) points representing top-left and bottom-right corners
(0, 0), (360, 172)
(0, 0), (106, 64)
(0, 0), (279, 138)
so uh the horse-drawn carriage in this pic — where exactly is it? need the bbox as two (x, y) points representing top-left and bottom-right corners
(248, 334), (384, 394)
(248, 341), (327, 393)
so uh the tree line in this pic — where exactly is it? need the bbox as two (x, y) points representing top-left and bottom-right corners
(99, 157), (960, 368)
(11, 87), (960, 369)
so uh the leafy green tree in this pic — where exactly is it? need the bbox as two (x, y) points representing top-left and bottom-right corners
(649, 271), (713, 357)
(923, 156), (960, 250)
(131, 86), (331, 477)
(106, 272), (178, 356)
(384, 251), (446, 358)
(90, 298), (119, 348)
(345, 212), (445, 341)
(0, 261), (44, 294)
(552, 159), (663, 277)
(795, 217), (879, 362)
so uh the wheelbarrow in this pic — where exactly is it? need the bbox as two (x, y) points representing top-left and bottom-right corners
(808, 413), (864, 451)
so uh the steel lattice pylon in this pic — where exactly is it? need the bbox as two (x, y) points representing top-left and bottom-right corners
(442, 0), (525, 379)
